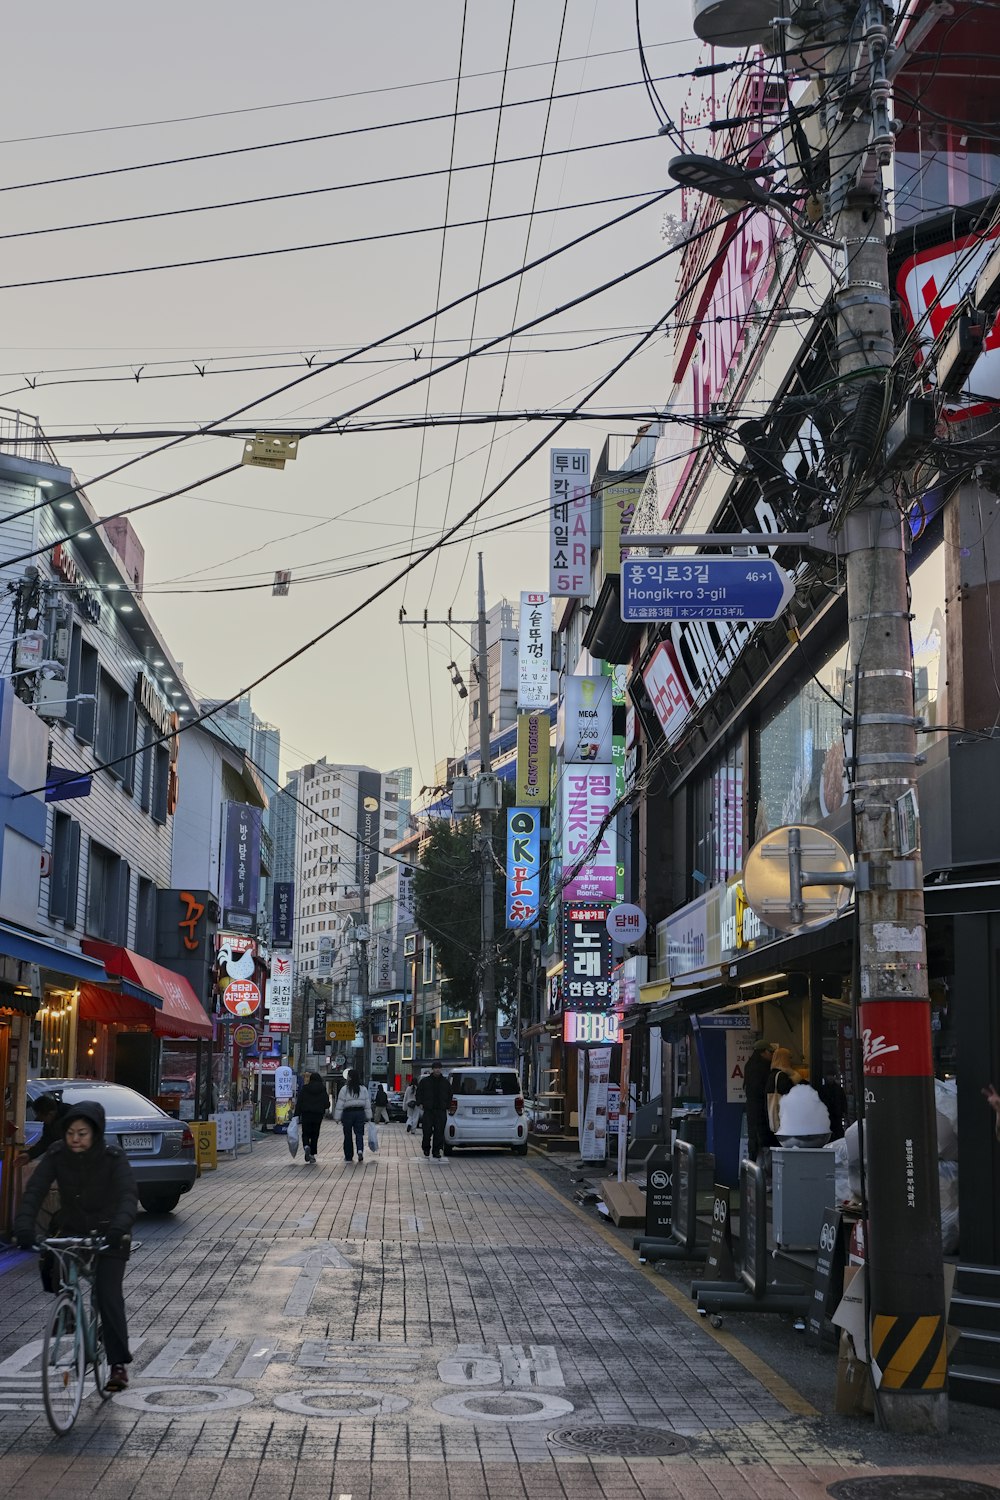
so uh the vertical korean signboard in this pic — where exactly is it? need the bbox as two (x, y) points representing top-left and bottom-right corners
(517, 591), (552, 709)
(505, 808), (541, 929)
(562, 766), (617, 902)
(562, 903), (612, 1007)
(549, 448), (591, 597)
(267, 952), (293, 1032)
(271, 881), (294, 949)
(559, 674), (612, 763)
(515, 712), (550, 805)
(222, 802), (262, 934)
(356, 770), (381, 891)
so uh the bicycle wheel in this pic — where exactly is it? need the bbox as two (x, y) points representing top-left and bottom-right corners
(42, 1292), (86, 1435)
(92, 1307), (111, 1400)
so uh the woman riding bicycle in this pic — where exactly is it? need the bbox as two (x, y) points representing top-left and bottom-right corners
(15, 1100), (137, 1392)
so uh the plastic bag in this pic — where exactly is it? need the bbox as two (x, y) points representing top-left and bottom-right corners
(287, 1116), (300, 1157)
(367, 1122), (379, 1154)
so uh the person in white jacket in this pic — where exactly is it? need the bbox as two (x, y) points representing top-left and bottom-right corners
(334, 1069), (373, 1163)
(402, 1077), (420, 1134)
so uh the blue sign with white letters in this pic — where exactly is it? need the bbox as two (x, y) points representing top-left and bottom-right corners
(620, 557), (794, 622)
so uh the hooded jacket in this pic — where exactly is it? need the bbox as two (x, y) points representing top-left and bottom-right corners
(293, 1077), (331, 1120)
(333, 1082), (372, 1123)
(14, 1101), (138, 1259)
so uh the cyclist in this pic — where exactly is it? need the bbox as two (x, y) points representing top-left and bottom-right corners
(14, 1100), (138, 1392)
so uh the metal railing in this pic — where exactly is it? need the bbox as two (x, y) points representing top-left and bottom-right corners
(0, 407), (60, 467)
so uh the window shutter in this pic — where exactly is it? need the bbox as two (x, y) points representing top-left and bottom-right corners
(66, 820), (81, 929)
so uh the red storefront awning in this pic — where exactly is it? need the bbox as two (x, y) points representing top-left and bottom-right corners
(80, 941), (212, 1039)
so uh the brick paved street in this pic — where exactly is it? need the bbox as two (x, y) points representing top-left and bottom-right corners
(1, 1129), (999, 1498)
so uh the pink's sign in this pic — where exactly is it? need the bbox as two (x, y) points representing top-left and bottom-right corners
(656, 211), (781, 522)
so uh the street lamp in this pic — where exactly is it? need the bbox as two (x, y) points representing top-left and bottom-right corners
(667, 153), (841, 251)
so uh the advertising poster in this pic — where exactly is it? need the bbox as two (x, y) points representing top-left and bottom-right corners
(505, 807), (541, 929)
(581, 1047), (612, 1162)
(562, 766), (617, 901)
(559, 674), (613, 763)
(549, 448), (591, 597)
(356, 770), (382, 890)
(515, 711), (550, 805)
(267, 952), (293, 1032)
(222, 802), (262, 933)
(517, 592), (552, 709)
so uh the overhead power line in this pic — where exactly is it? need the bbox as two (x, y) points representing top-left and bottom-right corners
(0, 73), (693, 196)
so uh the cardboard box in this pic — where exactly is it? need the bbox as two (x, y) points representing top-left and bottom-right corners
(835, 1329), (875, 1416)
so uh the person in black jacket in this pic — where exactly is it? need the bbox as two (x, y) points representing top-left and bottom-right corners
(416, 1062), (453, 1160)
(742, 1040), (774, 1164)
(14, 1100), (138, 1392)
(293, 1072), (331, 1163)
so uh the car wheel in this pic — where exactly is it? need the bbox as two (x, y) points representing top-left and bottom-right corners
(512, 1144), (529, 1156)
(442, 1144), (454, 1156)
(139, 1190), (181, 1215)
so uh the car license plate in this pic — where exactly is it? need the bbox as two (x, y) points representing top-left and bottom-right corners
(121, 1133), (154, 1151)
(471, 1107), (500, 1116)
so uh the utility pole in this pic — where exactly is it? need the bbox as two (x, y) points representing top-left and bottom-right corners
(354, 851), (372, 1082)
(476, 552), (497, 1065)
(821, 0), (946, 1434)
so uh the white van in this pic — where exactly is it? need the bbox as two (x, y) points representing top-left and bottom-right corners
(443, 1068), (528, 1155)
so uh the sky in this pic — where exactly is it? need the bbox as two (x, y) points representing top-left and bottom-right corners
(2, 1), (704, 786)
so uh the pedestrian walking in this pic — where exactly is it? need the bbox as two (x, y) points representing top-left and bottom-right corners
(334, 1070), (372, 1163)
(402, 1076), (420, 1133)
(416, 1060), (453, 1160)
(292, 1072), (331, 1164)
(14, 1100), (137, 1393)
(372, 1083), (389, 1124)
(742, 1040), (774, 1165)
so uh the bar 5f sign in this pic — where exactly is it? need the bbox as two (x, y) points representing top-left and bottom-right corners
(506, 807), (541, 929)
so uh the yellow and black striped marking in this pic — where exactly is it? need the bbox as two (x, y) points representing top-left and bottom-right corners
(871, 1313), (947, 1391)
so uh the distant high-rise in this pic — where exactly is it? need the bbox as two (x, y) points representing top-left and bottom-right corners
(200, 694), (281, 927)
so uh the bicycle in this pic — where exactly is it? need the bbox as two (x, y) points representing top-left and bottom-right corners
(35, 1236), (113, 1435)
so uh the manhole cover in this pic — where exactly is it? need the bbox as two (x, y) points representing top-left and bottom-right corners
(829, 1481), (1000, 1500)
(548, 1424), (688, 1457)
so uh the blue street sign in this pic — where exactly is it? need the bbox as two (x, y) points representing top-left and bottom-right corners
(620, 556), (794, 622)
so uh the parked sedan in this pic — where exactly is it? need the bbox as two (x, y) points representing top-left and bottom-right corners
(385, 1090), (406, 1123)
(25, 1079), (198, 1215)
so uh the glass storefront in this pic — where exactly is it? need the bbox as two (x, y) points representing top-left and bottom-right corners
(691, 740), (745, 891)
(755, 542), (945, 831)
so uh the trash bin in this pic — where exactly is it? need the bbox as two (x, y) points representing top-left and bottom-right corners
(192, 1121), (218, 1174)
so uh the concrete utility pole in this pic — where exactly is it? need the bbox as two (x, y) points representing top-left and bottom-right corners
(476, 552), (497, 1064)
(821, 0), (946, 1433)
(354, 853), (372, 1082)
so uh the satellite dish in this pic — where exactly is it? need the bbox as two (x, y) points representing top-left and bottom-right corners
(743, 824), (854, 933)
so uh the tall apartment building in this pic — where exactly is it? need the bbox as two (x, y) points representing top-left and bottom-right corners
(290, 761), (409, 981)
(467, 599), (519, 750)
(199, 694), (280, 928)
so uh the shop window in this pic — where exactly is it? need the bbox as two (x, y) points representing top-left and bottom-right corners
(691, 741), (745, 892)
(910, 544), (947, 744)
(756, 644), (850, 832)
(48, 811), (81, 927)
(70, 639), (99, 744)
(135, 877), (157, 957)
(422, 941), (435, 985)
(95, 670), (130, 779)
(151, 743), (170, 824)
(137, 725), (152, 814)
(86, 841), (130, 945)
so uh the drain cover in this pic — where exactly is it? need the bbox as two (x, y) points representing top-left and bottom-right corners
(548, 1424), (689, 1457)
(829, 1481), (1000, 1500)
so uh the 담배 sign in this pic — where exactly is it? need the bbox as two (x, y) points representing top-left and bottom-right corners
(606, 903), (647, 946)
(620, 556), (794, 623)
